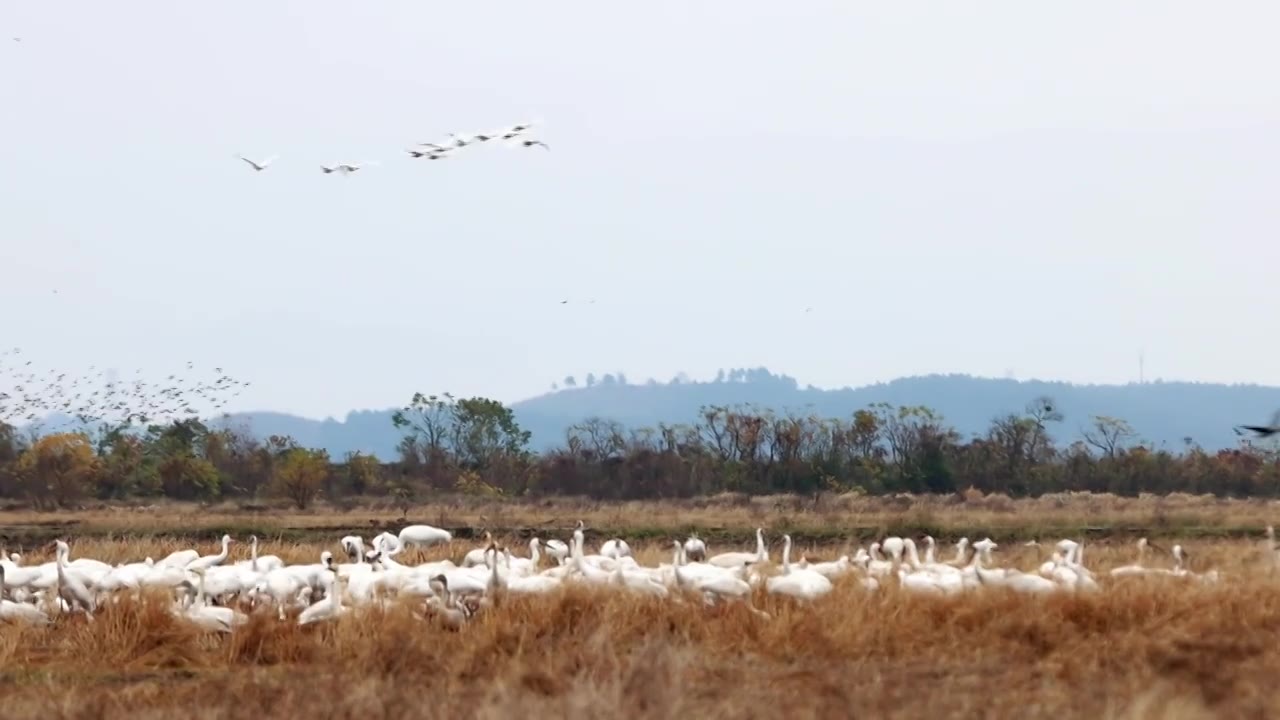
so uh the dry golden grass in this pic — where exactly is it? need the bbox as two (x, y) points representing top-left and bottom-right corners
(4, 490), (1279, 546)
(2, 529), (1280, 719)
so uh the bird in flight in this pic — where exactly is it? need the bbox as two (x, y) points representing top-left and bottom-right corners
(517, 139), (550, 151)
(321, 163), (374, 175)
(1235, 410), (1280, 439)
(238, 155), (278, 172)
(407, 147), (452, 160)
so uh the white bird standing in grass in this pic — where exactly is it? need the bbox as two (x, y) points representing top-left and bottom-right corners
(177, 567), (248, 633)
(186, 534), (234, 573)
(707, 528), (767, 569)
(543, 538), (570, 565)
(397, 524), (452, 551)
(54, 540), (96, 618)
(683, 534), (707, 563)
(0, 566), (50, 624)
(298, 570), (347, 625)
(600, 537), (632, 560)
(766, 535), (833, 601)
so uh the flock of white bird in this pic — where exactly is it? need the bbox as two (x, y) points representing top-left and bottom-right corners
(238, 121), (547, 176)
(0, 521), (1246, 633)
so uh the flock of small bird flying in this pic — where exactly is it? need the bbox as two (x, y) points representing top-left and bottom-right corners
(0, 348), (250, 430)
(2, 118), (554, 429)
(237, 121), (548, 176)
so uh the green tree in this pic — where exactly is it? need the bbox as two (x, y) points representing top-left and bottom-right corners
(345, 451), (383, 495)
(392, 393), (530, 471)
(158, 453), (221, 500)
(392, 393), (453, 463)
(0, 421), (20, 465)
(873, 404), (958, 493)
(450, 397), (531, 469)
(97, 434), (147, 499)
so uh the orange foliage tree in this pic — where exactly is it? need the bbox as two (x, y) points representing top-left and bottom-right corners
(15, 432), (99, 508)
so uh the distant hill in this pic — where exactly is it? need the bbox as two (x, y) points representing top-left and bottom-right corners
(202, 370), (1279, 458)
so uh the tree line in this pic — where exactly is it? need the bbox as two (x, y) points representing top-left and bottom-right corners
(0, 391), (1276, 509)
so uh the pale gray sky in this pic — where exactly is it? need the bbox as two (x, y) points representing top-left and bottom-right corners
(3, 1), (1278, 420)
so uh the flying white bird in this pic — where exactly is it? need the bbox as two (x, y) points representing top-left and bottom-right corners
(407, 147), (453, 160)
(447, 133), (483, 148)
(515, 139), (550, 151)
(238, 155), (278, 172)
(321, 162), (377, 175)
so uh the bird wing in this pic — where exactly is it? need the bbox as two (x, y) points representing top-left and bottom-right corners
(238, 156), (262, 170)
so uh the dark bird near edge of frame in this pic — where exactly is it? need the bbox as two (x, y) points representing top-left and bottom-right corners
(1235, 410), (1280, 438)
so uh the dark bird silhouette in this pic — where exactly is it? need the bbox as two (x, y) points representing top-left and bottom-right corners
(1235, 410), (1280, 439)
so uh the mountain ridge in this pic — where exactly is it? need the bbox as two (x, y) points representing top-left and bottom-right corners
(201, 371), (1278, 458)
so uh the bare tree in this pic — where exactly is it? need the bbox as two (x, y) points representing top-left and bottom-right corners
(1082, 415), (1136, 459)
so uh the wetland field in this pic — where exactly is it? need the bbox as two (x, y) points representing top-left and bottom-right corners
(2, 493), (1280, 719)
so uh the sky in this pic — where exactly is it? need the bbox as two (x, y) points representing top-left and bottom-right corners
(2, 1), (1278, 421)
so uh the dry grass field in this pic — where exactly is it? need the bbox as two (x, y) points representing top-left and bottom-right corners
(3, 495), (1280, 719)
(3, 489), (1278, 545)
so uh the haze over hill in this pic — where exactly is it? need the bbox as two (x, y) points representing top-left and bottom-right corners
(5, 3), (1280, 424)
(197, 369), (1279, 458)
